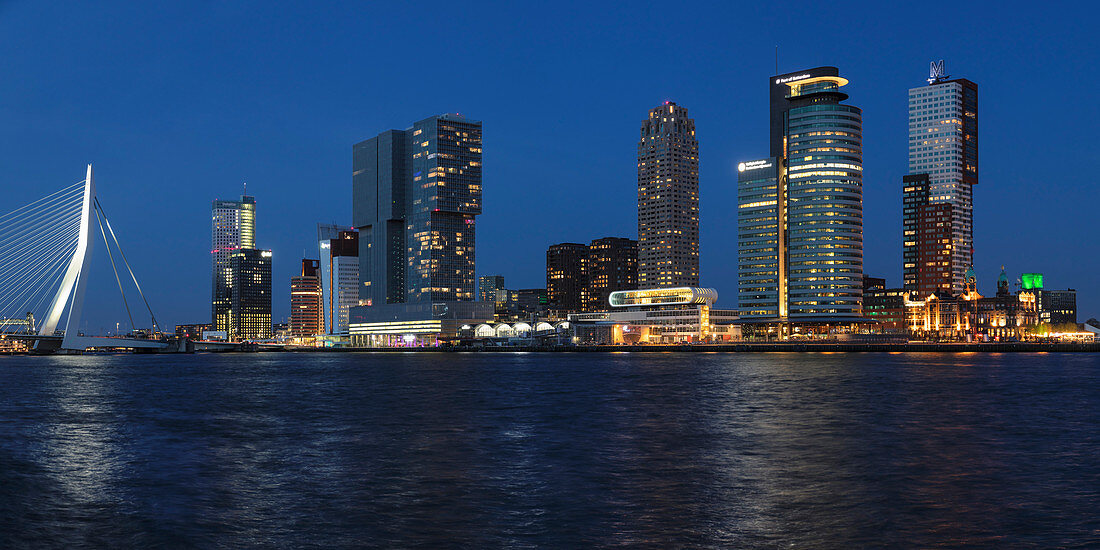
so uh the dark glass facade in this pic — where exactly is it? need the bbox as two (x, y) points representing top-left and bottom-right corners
(228, 248), (272, 340)
(546, 243), (587, 313)
(584, 237), (639, 312)
(353, 114), (482, 307)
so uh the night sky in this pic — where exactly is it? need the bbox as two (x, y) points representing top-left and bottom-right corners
(1, 1), (1097, 332)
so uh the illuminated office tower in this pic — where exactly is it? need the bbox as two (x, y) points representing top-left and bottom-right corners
(904, 61), (978, 296)
(737, 158), (781, 319)
(349, 114), (491, 346)
(229, 248), (272, 340)
(211, 195), (255, 332)
(290, 259), (323, 338)
(353, 114), (482, 306)
(637, 102), (699, 289)
(737, 67), (863, 320)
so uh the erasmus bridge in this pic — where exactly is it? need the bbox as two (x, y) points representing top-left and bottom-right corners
(0, 166), (167, 352)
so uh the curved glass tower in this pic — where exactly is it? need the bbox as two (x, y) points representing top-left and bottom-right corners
(737, 67), (863, 323)
(783, 74), (863, 318)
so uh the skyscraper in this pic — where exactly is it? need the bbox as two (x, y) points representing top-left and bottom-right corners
(317, 225), (359, 335)
(905, 61), (978, 297)
(349, 114), (492, 346)
(637, 102), (699, 289)
(546, 243), (587, 313)
(738, 67), (864, 321)
(211, 195), (255, 332)
(353, 114), (482, 306)
(228, 248), (272, 340)
(290, 259), (323, 338)
(584, 237), (638, 312)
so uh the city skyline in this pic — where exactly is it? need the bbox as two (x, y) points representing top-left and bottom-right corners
(2, 2), (1097, 330)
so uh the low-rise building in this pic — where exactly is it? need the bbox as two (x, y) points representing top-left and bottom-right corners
(905, 267), (1039, 341)
(349, 301), (494, 347)
(570, 287), (739, 344)
(864, 288), (907, 333)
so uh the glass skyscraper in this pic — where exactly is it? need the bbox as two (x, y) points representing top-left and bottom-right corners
(211, 195), (255, 333)
(738, 67), (864, 321)
(353, 114), (482, 306)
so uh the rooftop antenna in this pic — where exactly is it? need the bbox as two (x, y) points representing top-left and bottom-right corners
(243, 181), (247, 196)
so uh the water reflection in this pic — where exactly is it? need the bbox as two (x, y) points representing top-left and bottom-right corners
(0, 352), (1095, 547)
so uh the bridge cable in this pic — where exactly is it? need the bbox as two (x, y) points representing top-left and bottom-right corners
(95, 199), (160, 333)
(94, 201), (136, 333)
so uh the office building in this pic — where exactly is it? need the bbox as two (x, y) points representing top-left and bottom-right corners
(1017, 273), (1077, 325)
(546, 243), (587, 313)
(228, 248), (272, 340)
(1035, 289), (1077, 325)
(318, 224), (358, 335)
(504, 288), (549, 317)
(637, 102), (699, 289)
(290, 259), (323, 339)
(863, 288), (908, 333)
(350, 114), (492, 345)
(317, 226), (359, 335)
(737, 67), (864, 328)
(584, 237), (638, 312)
(479, 275), (506, 304)
(905, 61), (978, 296)
(211, 195), (255, 332)
(174, 323), (211, 339)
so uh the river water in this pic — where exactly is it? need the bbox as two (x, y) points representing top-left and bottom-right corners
(1, 352), (1097, 548)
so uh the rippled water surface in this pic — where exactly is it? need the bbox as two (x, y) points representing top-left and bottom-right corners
(1, 352), (1097, 548)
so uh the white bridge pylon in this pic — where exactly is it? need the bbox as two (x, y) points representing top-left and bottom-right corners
(39, 165), (95, 347)
(0, 165), (166, 351)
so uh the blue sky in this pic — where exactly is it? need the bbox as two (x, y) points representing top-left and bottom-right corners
(1, 1), (1097, 332)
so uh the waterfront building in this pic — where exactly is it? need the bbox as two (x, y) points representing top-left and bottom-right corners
(228, 248), (272, 340)
(864, 288), (908, 333)
(211, 195), (255, 333)
(317, 224), (358, 335)
(904, 61), (978, 297)
(1034, 289), (1077, 325)
(637, 102), (699, 289)
(570, 287), (739, 344)
(737, 66), (864, 330)
(350, 114), (492, 345)
(479, 275), (507, 304)
(546, 243), (587, 313)
(903, 174), (956, 296)
(584, 237), (638, 312)
(174, 323), (211, 339)
(905, 267), (1038, 341)
(290, 259), (323, 339)
(503, 288), (549, 319)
